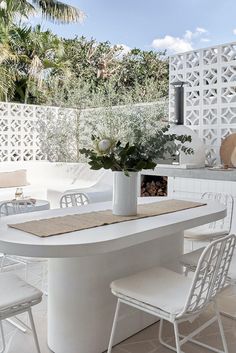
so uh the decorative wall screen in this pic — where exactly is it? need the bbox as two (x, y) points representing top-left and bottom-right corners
(0, 102), (77, 162)
(0, 100), (167, 162)
(169, 41), (236, 159)
(0, 102), (44, 162)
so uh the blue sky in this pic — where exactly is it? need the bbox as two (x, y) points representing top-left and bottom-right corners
(32, 0), (236, 54)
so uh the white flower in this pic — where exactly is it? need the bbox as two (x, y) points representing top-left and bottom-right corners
(0, 1), (7, 10)
(98, 139), (112, 153)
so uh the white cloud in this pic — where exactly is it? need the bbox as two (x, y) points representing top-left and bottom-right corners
(201, 38), (211, 43)
(152, 35), (193, 53)
(196, 27), (207, 34)
(184, 30), (193, 41)
(152, 27), (210, 54)
(233, 29), (236, 35)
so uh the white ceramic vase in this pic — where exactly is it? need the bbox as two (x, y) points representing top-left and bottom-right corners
(112, 171), (138, 216)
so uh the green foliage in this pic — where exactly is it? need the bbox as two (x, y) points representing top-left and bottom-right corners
(80, 127), (193, 174)
(0, 19), (169, 105)
(44, 38), (169, 107)
(0, 0), (168, 106)
(0, 0), (84, 25)
(80, 138), (157, 174)
(0, 0), (83, 102)
(0, 23), (66, 102)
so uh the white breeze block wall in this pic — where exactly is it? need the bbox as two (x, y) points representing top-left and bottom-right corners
(0, 102), (77, 162)
(169, 42), (236, 232)
(0, 100), (168, 163)
(169, 41), (236, 160)
(0, 102), (44, 161)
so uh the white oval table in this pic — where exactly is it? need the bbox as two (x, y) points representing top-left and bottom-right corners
(0, 198), (226, 353)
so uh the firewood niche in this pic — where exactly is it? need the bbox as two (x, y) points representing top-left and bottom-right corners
(141, 175), (168, 197)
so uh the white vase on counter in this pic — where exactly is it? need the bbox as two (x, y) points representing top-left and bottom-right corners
(112, 171), (138, 216)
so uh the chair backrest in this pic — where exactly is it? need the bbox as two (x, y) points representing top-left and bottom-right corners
(180, 234), (236, 318)
(201, 192), (234, 233)
(60, 192), (89, 208)
(0, 200), (35, 216)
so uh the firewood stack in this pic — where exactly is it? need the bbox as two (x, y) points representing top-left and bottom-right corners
(141, 176), (168, 197)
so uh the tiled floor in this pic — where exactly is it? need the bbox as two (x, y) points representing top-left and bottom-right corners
(1, 262), (236, 353)
(110, 309), (236, 353)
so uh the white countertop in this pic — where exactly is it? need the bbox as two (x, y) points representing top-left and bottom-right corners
(0, 197), (226, 258)
(142, 166), (236, 181)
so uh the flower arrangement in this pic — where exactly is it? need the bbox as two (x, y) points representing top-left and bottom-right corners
(80, 125), (193, 175)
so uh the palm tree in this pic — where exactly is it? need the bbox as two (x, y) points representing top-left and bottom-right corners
(0, 0), (84, 101)
(0, 22), (69, 102)
(32, 0), (85, 23)
(0, 47), (16, 100)
(0, 0), (85, 24)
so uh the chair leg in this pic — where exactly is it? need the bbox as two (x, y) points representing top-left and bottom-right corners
(3, 253), (28, 333)
(159, 319), (173, 352)
(0, 321), (5, 353)
(6, 318), (27, 333)
(158, 318), (164, 344)
(215, 304), (229, 353)
(28, 308), (41, 353)
(159, 318), (177, 352)
(173, 321), (182, 353)
(107, 300), (121, 353)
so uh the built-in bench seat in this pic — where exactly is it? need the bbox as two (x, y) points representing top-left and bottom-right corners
(0, 162), (113, 208)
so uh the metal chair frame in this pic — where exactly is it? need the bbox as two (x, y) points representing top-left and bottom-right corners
(0, 200), (47, 336)
(200, 192), (234, 234)
(0, 200), (46, 282)
(0, 294), (42, 353)
(60, 192), (89, 208)
(108, 234), (236, 353)
(0, 200), (35, 217)
(182, 192), (234, 275)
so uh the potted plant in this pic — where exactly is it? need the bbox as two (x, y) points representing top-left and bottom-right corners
(80, 126), (192, 216)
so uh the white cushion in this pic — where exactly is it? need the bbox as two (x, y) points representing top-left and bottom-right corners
(179, 247), (205, 267)
(0, 273), (42, 315)
(111, 267), (192, 315)
(184, 226), (228, 240)
(0, 170), (29, 188)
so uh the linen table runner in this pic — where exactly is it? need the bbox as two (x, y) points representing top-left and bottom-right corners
(8, 199), (206, 237)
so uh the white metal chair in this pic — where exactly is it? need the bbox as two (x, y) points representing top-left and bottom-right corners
(0, 200), (38, 276)
(0, 200), (35, 216)
(180, 192), (234, 275)
(0, 200), (47, 284)
(60, 192), (89, 208)
(0, 200), (47, 334)
(0, 273), (42, 353)
(184, 192), (233, 244)
(107, 234), (236, 353)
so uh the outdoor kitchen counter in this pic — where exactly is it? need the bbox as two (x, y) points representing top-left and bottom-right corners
(0, 198), (226, 353)
(142, 166), (236, 181)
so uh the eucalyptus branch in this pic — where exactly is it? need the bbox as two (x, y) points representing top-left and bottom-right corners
(80, 125), (193, 173)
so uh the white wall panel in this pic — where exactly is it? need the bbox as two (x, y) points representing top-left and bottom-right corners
(169, 42), (236, 162)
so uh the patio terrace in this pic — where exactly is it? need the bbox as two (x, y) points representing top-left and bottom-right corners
(0, 40), (236, 353)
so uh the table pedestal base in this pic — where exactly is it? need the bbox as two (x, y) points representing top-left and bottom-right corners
(48, 232), (183, 353)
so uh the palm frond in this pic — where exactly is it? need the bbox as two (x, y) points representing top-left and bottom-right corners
(0, 41), (18, 64)
(28, 54), (44, 78)
(32, 0), (85, 23)
(0, 65), (15, 101)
